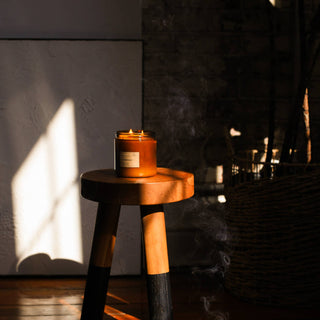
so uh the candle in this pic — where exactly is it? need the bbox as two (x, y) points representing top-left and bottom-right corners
(115, 129), (157, 178)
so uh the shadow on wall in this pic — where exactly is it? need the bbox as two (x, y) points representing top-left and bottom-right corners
(17, 253), (85, 275)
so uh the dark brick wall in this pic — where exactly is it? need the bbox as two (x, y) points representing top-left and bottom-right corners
(142, 0), (320, 268)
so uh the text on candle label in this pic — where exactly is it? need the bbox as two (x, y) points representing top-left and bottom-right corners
(120, 152), (140, 168)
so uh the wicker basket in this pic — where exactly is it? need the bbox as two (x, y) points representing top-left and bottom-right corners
(224, 160), (320, 307)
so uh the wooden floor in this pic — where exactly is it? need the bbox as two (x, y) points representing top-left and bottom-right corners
(0, 271), (319, 320)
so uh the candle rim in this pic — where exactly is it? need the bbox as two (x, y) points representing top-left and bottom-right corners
(116, 130), (156, 140)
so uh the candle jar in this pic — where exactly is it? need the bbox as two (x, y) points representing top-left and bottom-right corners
(115, 130), (157, 178)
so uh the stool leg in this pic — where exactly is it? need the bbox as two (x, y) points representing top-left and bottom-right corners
(141, 205), (173, 320)
(81, 202), (121, 320)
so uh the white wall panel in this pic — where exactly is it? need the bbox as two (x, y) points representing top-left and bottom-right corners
(0, 40), (142, 275)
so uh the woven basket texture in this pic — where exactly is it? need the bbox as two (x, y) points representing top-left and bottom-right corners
(225, 164), (320, 307)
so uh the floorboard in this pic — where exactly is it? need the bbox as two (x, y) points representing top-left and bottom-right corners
(0, 272), (319, 320)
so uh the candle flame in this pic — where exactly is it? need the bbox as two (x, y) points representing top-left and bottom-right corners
(129, 129), (133, 134)
(141, 130), (144, 135)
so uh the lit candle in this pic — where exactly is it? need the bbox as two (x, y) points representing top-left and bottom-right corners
(115, 130), (157, 177)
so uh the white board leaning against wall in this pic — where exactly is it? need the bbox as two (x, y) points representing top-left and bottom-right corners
(0, 40), (142, 276)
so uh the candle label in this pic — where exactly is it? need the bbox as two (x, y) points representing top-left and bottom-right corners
(120, 151), (140, 168)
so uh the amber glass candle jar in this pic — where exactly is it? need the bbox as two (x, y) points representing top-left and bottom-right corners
(115, 130), (157, 178)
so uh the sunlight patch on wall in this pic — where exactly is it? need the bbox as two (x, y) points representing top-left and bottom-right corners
(11, 99), (82, 270)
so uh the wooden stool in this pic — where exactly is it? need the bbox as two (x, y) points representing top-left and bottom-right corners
(80, 167), (194, 320)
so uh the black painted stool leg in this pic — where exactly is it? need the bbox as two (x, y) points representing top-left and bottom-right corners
(81, 202), (121, 320)
(141, 205), (173, 320)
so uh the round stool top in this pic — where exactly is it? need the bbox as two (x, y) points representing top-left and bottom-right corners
(81, 167), (194, 205)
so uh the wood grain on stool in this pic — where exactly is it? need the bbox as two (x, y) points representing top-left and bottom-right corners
(81, 167), (194, 205)
(90, 203), (120, 268)
(141, 204), (172, 320)
(81, 203), (120, 320)
(141, 205), (169, 275)
(80, 167), (194, 320)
